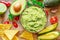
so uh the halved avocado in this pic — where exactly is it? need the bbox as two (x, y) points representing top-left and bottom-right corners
(38, 23), (58, 34)
(38, 31), (59, 40)
(10, 0), (26, 16)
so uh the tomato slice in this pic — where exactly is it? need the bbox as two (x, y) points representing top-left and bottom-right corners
(50, 16), (58, 24)
(12, 21), (18, 28)
(14, 16), (19, 21)
(4, 21), (9, 24)
(1, 1), (11, 7)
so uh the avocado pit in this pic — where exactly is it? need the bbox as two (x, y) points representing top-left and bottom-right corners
(14, 3), (22, 12)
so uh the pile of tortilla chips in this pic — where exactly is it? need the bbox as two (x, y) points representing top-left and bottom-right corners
(0, 24), (34, 40)
(0, 24), (19, 40)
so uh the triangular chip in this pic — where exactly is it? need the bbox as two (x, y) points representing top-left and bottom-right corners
(20, 31), (34, 40)
(0, 32), (4, 37)
(12, 36), (19, 40)
(4, 30), (19, 40)
(2, 35), (18, 40)
(2, 34), (9, 40)
(0, 24), (12, 36)
(0, 24), (12, 30)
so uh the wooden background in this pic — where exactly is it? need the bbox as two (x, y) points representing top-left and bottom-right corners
(0, 0), (60, 40)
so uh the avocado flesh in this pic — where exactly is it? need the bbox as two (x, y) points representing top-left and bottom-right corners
(38, 23), (58, 34)
(10, 0), (26, 16)
(0, 3), (7, 14)
(20, 6), (47, 33)
(38, 31), (59, 40)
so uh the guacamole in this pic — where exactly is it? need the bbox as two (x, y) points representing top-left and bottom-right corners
(20, 6), (47, 33)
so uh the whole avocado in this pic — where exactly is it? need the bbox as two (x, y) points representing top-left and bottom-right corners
(43, 0), (60, 7)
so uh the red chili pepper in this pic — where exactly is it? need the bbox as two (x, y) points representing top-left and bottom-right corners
(1, 1), (11, 7)
(12, 21), (18, 28)
(4, 21), (9, 24)
(14, 16), (19, 21)
(44, 10), (49, 16)
(50, 16), (58, 24)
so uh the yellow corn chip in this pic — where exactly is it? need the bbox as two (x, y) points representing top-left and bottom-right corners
(0, 24), (12, 30)
(4, 30), (19, 40)
(20, 31), (34, 40)
(12, 36), (19, 40)
(2, 35), (18, 40)
(0, 24), (12, 36)
(0, 32), (4, 37)
(2, 34), (9, 40)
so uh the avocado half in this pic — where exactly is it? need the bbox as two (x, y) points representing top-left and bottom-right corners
(10, 0), (26, 16)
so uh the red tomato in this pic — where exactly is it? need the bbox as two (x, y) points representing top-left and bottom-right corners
(12, 21), (18, 28)
(5, 2), (11, 7)
(50, 16), (58, 24)
(14, 16), (19, 21)
(4, 21), (9, 24)
(1, 1), (11, 7)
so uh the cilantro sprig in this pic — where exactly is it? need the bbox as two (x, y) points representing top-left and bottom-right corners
(27, 0), (44, 8)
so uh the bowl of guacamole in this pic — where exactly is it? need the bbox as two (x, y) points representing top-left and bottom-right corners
(20, 6), (47, 33)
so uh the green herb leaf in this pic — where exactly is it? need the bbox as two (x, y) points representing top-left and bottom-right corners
(8, 14), (14, 20)
(31, 0), (44, 8)
(27, 1), (33, 7)
(36, 2), (44, 8)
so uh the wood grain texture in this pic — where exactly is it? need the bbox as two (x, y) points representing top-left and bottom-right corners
(0, 0), (60, 40)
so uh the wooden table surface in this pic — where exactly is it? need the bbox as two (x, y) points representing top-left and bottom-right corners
(0, 0), (60, 40)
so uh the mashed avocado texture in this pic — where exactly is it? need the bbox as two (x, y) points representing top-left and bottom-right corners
(20, 6), (47, 33)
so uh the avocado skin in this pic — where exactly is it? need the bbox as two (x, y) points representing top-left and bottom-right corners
(10, 0), (26, 16)
(43, 0), (60, 7)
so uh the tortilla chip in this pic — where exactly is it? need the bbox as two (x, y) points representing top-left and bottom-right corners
(4, 30), (19, 40)
(0, 24), (12, 30)
(20, 31), (34, 40)
(2, 35), (18, 40)
(12, 36), (19, 40)
(0, 24), (12, 36)
(2, 34), (9, 40)
(0, 32), (4, 37)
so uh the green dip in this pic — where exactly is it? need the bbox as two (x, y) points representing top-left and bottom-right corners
(20, 6), (47, 33)
(0, 3), (7, 14)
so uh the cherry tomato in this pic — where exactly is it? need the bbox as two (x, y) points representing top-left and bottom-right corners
(5, 2), (11, 7)
(50, 16), (58, 24)
(12, 21), (18, 28)
(1, 1), (11, 7)
(4, 21), (9, 24)
(14, 16), (19, 21)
